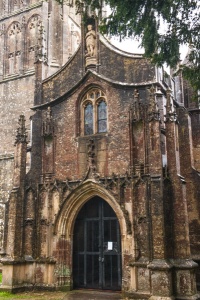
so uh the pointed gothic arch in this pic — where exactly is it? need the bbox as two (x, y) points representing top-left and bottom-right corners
(5, 21), (22, 75)
(26, 14), (42, 70)
(53, 180), (129, 289)
(76, 84), (107, 136)
(73, 196), (122, 290)
(54, 180), (127, 239)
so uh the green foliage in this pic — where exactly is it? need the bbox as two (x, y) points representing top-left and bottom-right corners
(0, 292), (35, 299)
(58, 0), (200, 94)
(0, 291), (13, 298)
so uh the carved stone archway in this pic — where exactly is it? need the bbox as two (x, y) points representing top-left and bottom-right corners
(53, 179), (131, 290)
(54, 179), (127, 238)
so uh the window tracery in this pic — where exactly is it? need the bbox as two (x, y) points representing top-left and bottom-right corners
(6, 22), (21, 75)
(81, 88), (107, 136)
(84, 102), (93, 135)
(97, 100), (107, 133)
(27, 15), (42, 69)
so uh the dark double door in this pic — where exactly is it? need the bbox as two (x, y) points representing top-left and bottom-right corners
(73, 197), (121, 290)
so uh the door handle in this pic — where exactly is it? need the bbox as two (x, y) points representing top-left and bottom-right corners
(99, 257), (104, 262)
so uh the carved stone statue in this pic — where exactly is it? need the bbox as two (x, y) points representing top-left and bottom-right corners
(85, 24), (96, 57)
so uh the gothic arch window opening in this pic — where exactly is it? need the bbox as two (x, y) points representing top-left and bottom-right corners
(26, 15), (42, 69)
(97, 100), (107, 133)
(81, 88), (107, 136)
(84, 101), (93, 135)
(6, 22), (22, 75)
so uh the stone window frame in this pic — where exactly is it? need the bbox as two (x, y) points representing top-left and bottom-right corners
(81, 88), (107, 136)
(26, 14), (42, 70)
(5, 21), (22, 75)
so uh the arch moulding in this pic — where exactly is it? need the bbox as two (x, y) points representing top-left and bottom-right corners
(54, 179), (127, 241)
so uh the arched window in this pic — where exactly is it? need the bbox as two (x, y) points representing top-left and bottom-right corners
(84, 103), (93, 135)
(6, 22), (21, 75)
(97, 100), (107, 133)
(26, 15), (42, 70)
(81, 88), (107, 136)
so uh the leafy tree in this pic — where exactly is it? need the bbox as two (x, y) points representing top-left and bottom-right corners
(61, 0), (200, 96)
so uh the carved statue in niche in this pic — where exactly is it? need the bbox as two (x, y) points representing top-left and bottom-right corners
(85, 24), (96, 57)
(43, 106), (53, 136)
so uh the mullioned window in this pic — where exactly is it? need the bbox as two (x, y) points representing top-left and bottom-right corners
(81, 88), (107, 136)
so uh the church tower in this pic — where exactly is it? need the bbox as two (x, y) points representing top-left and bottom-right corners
(0, 3), (200, 298)
(0, 6), (199, 298)
(0, 0), (81, 250)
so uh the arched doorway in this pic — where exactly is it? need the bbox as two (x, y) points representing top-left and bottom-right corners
(73, 196), (122, 290)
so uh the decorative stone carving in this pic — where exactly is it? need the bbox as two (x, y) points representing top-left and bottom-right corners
(85, 24), (97, 67)
(148, 86), (160, 122)
(85, 24), (96, 57)
(40, 218), (49, 226)
(21, 16), (26, 28)
(131, 89), (142, 122)
(84, 138), (99, 180)
(24, 218), (34, 226)
(42, 106), (53, 136)
(9, 22), (21, 36)
(0, 24), (5, 36)
(15, 115), (27, 144)
(165, 88), (177, 122)
(121, 204), (132, 235)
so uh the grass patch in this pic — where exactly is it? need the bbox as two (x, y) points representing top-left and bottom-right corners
(0, 274), (2, 284)
(0, 292), (12, 298)
(0, 292), (35, 299)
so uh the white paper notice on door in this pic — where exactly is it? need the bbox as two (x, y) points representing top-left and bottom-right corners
(108, 241), (113, 250)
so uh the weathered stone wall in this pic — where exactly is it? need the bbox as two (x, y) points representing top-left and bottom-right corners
(0, 76), (34, 153)
(0, 156), (14, 250)
(99, 41), (155, 83)
(1, 10), (200, 298)
(190, 110), (200, 171)
(41, 39), (155, 105)
(0, 76), (34, 245)
(35, 78), (153, 181)
(0, 0), (81, 252)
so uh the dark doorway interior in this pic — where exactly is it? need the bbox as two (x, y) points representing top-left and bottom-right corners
(73, 196), (121, 290)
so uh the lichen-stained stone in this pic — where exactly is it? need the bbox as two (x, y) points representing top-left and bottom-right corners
(0, 10), (200, 300)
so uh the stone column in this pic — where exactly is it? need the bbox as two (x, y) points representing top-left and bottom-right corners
(130, 89), (145, 170)
(34, 57), (43, 105)
(37, 189), (49, 259)
(147, 86), (173, 299)
(47, 0), (61, 75)
(165, 89), (198, 299)
(24, 188), (35, 258)
(19, 16), (26, 75)
(177, 106), (200, 292)
(13, 115), (27, 188)
(130, 90), (152, 296)
(62, 4), (70, 62)
(42, 107), (54, 180)
(3, 116), (27, 259)
(4, 0), (9, 14)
